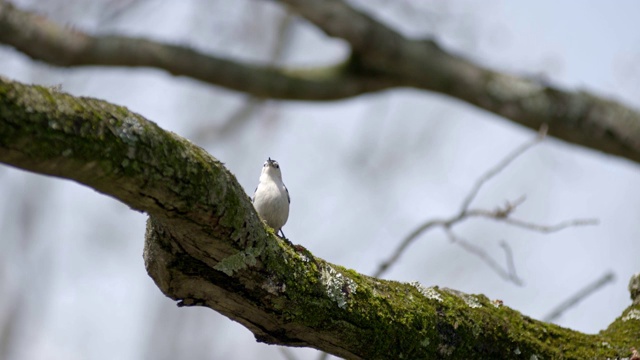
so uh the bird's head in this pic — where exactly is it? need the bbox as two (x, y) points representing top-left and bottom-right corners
(262, 157), (283, 180)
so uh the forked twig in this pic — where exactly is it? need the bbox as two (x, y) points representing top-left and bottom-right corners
(373, 124), (597, 283)
(446, 229), (523, 285)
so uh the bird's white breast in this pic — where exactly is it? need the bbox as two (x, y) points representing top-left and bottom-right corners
(253, 178), (289, 231)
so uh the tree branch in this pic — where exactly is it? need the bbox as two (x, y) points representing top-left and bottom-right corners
(374, 127), (598, 281)
(543, 271), (615, 323)
(190, 9), (296, 144)
(276, 0), (640, 165)
(0, 1), (393, 100)
(446, 229), (523, 285)
(2, 1), (640, 163)
(459, 125), (547, 213)
(1, 77), (638, 359)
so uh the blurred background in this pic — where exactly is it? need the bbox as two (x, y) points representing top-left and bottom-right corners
(1, 0), (639, 359)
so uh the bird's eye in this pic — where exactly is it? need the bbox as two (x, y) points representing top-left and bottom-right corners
(274, 164), (279, 169)
(263, 163), (268, 167)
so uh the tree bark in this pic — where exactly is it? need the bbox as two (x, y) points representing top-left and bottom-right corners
(1, 1), (640, 166)
(1, 76), (639, 359)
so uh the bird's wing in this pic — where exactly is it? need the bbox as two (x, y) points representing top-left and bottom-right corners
(285, 184), (290, 204)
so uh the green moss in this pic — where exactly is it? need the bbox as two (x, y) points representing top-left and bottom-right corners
(4, 77), (638, 359)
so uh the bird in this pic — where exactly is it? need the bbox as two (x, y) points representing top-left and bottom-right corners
(252, 157), (290, 238)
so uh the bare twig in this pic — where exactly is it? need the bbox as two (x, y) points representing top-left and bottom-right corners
(467, 207), (599, 233)
(373, 218), (447, 278)
(446, 229), (523, 285)
(96, 0), (150, 26)
(498, 217), (599, 233)
(543, 271), (615, 323)
(193, 11), (295, 143)
(279, 347), (300, 360)
(459, 124), (547, 213)
(192, 97), (266, 143)
(373, 124), (597, 282)
(499, 241), (519, 284)
(269, 12), (296, 65)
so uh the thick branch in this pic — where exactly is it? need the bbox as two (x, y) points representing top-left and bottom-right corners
(1, 77), (639, 359)
(0, 1), (392, 100)
(277, 0), (640, 165)
(2, 1), (640, 163)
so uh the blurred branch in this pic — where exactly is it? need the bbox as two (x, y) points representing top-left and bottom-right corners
(1, 76), (638, 359)
(275, 0), (640, 165)
(269, 12), (295, 65)
(373, 125), (598, 282)
(192, 11), (295, 143)
(96, 0), (150, 26)
(543, 271), (615, 323)
(446, 229), (523, 285)
(2, 1), (640, 163)
(459, 126), (547, 212)
(499, 241), (519, 283)
(0, 1), (392, 100)
(279, 347), (300, 360)
(192, 98), (265, 143)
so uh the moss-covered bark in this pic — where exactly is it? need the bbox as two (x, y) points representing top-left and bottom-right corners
(1, 77), (639, 359)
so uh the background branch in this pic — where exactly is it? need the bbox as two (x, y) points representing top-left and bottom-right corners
(190, 10), (295, 143)
(0, 1), (393, 100)
(460, 125), (547, 212)
(275, 0), (640, 165)
(446, 229), (523, 285)
(374, 125), (597, 281)
(543, 271), (616, 323)
(1, 1), (640, 164)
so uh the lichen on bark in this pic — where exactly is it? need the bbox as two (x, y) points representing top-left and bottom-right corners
(1, 76), (639, 359)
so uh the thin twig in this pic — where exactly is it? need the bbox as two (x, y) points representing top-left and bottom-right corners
(373, 124), (597, 282)
(499, 241), (519, 283)
(467, 208), (599, 233)
(543, 271), (615, 322)
(447, 229), (523, 285)
(279, 347), (300, 360)
(193, 11), (295, 143)
(373, 218), (449, 278)
(459, 124), (547, 213)
(374, 127), (548, 278)
(270, 12), (295, 66)
(499, 217), (599, 233)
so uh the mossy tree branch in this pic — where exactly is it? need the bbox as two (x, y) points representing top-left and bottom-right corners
(1, 1), (640, 165)
(2, 74), (640, 358)
(1, 78), (639, 359)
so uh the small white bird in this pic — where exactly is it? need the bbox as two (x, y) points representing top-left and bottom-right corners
(253, 157), (290, 238)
